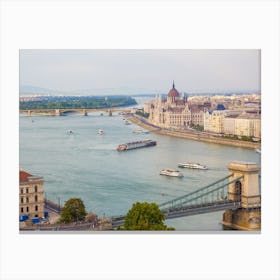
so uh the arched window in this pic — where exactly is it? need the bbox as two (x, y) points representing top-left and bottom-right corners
(35, 195), (38, 202)
(26, 207), (29, 212)
(26, 197), (29, 203)
(234, 181), (242, 201)
(35, 205), (38, 211)
(34, 185), (38, 193)
(235, 181), (242, 195)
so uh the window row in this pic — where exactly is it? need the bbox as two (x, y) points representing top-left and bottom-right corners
(20, 185), (38, 194)
(20, 195), (39, 203)
(20, 205), (39, 213)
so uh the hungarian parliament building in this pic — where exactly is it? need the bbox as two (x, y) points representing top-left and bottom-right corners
(144, 81), (210, 128)
(143, 82), (261, 139)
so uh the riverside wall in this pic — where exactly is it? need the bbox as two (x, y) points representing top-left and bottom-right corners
(126, 115), (260, 149)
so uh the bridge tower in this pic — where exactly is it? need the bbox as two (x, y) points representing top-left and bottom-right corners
(223, 161), (261, 230)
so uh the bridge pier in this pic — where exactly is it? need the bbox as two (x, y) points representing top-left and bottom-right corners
(55, 109), (61, 116)
(83, 109), (88, 116)
(222, 161), (261, 230)
(27, 110), (31, 116)
(223, 208), (261, 230)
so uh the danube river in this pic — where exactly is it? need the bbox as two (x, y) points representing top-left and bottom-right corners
(19, 106), (260, 231)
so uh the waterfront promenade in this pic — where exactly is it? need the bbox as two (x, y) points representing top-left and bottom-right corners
(127, 114), (260, 149)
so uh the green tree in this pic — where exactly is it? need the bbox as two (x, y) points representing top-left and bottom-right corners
(122, 202), (174, 230)
(193, 124), (204, 131)
(241, 135), (253, 141)
(59, 198), (87, 223)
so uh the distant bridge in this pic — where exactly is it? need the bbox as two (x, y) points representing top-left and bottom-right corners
(20, 108), (132, 116)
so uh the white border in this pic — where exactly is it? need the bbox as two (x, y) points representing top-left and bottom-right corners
(1, 1), (279, 280)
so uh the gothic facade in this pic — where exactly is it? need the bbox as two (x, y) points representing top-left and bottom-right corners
(145, 82), (204, 128)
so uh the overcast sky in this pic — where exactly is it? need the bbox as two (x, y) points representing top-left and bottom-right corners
(20, 49), (261, 94)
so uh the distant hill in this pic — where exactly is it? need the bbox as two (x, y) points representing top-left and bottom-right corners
(19, 85), (157, 96)
(20, 85), (63, 95)
(20, 85), (261, 97)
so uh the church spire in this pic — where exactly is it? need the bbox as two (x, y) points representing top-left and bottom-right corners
(172, 80), (175, 89)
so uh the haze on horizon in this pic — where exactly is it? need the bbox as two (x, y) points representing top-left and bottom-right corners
(20, 49), (261, 95)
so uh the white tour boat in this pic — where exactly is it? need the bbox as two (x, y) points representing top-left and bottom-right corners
(160, 169), (184, 177)
(255, 148), (261, 154)
(178, 162), (208, 170)
(98, 129), (104, 135)
(133, 129), (144, 134)
(132, 129), (150, 134)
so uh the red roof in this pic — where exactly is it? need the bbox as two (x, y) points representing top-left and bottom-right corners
(169, 108), (184, 113)
(168, 88), (180, 98)
(19, 170), (32, 182)
(175, 100), (186, 106)
(191, 109), (202, 114)
(168, 81), (180, 98)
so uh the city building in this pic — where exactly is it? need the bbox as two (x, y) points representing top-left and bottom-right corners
(205, 110), (261, 138)
(223, 112), (261, 138)
(19, 170), (44, 218)
(146, 82), (206, 128)
(204, 110), (227, 134)
(144, 82), (261, 139)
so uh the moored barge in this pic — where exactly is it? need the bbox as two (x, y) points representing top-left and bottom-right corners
(117, 139), (156, 151)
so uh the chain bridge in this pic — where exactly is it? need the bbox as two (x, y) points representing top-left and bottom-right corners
(112, 161), (261, 230)
(158, 174), (244, 219)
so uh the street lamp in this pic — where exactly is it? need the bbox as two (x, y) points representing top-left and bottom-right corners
(75, 207), (78, 223)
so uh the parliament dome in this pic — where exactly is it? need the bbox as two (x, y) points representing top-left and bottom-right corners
(168, 81), (180, 98)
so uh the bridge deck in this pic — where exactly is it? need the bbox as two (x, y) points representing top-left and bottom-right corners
(111, 200), (243, 228)
(164, 200), (241, 220)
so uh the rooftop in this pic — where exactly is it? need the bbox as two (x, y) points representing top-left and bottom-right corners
(20, 170), (43, 183)
(167, 81), (180, 98)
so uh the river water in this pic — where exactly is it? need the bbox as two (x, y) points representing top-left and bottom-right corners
(19, 99), (261, 231)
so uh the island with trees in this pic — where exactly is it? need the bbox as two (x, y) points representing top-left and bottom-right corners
(19, 95), (137, 110)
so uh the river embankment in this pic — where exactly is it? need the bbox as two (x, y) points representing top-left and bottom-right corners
(126, 115), (260, 149)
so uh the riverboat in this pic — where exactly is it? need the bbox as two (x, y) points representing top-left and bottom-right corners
(124, 120), (131, 125)
(132, 129), (149, 134)
(133, 129), (144, 134)
(160, 169), (184, 177)
(98, 129), (104, 135)
(178, 162), (208, 170)
(117, 140), (156, 151)
(255, 148), (261, 154)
